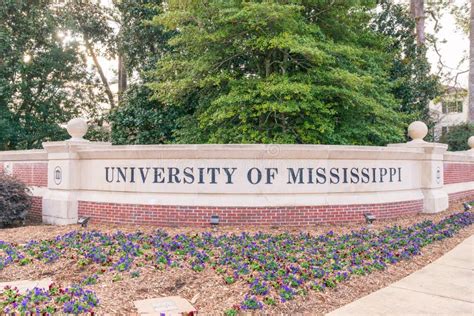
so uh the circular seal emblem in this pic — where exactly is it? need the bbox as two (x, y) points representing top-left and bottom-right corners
(436, 167), (441, 184)
(266, 144), (280, 157)
(54, 166), (62, 185)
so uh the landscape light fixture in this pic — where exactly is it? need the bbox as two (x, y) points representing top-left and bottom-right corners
(210, 215), (220, 227)
(463, 202), (472, 211)
(364, 213), (376, 228)
(78, 217), (90, 228)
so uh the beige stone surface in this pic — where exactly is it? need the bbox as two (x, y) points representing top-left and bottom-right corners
(392, 263), (473, 302)
(327, 235), (474, 316)
(444, 152), (474, 162)
(79, 159), (421, 195)
(434, 236), (474, 270)
(42, 191), (78, 225)
(133, 296), (197, 316)
(0, 278), (52, 294)
(327, 286), (473, 316)
(391, 142), (450, 213)
(407, 120), (428, 142)
(41, 141), (109, 225)
(75, 144), (426, 160)
(422, 188), (449, 213)
(0, 149), (47, 161)
(76, 188), (424, 207)
(66, 118), (88, 141)
(444, 181), (474, 195)
(62, 139), (453, 212)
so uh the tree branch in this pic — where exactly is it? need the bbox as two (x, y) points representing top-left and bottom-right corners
(84, 35), (115, 109)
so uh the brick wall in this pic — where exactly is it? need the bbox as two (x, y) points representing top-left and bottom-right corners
(17, 162), (47, 222)
(28, 196), (43, 222)
(12, 162), (48, 187)
(444, 162), (474, 184)
(448, 190), (474, 204)
(2, 162), (47, 222)
(78, 199), (423, 227)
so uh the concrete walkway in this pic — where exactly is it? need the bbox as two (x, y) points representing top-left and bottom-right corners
(327, 235), (474, 316)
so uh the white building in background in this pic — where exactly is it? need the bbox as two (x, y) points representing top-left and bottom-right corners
(430, 86), (470, 140)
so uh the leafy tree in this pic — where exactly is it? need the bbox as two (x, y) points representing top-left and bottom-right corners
(109, 0), (183, 145)
(372, 1), (440, 124)
(148, 0), (408, 145)
(439, 122), (474, 151)
(110, 85), (187, 144)
(85, 124), (111, 142)
(114, 0), (174, 75)
(0, 1), (100, 150)
(57, 0), (117, 108)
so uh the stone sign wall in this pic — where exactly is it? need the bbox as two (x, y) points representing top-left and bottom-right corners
(82, 160), (414, 193)
(1, 120), (473, 226)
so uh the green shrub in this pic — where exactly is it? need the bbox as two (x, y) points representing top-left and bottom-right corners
(109, 85), (187, 145)
(439, 122), (474, 151)
(85, 124), (111, 142)
(0, 173), (31, 226)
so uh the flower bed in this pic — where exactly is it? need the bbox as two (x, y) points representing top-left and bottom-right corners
(0, 211), (472, 314)
(0, 284), (98, 315)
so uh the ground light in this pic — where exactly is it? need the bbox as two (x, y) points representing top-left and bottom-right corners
(463, 202), (472, 211)
(78, 217), (90, 228)
(364, 213), (376, 229)
(210, 215), (220, 230)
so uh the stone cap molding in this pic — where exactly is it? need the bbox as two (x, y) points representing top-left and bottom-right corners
(443, 181), (474, 195)
(444, 151), (474, 163)
(3, 144), (472, 162)
(2, 143), (472, 163)
(0, 149), (47, 161)
(72, 143), (426, 161)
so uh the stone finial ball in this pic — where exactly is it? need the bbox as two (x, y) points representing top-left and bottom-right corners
(407, 121), (428, 141)
(66, 118), (88, 140)
(468, 136), (474, 150)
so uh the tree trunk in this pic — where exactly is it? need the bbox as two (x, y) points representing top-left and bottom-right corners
(84, 36), (116, 109)
(118, 53), (127, 103)
(265, 54), (271, 78)
(410, 0), (425, 45)
(469, 0), (474, 122)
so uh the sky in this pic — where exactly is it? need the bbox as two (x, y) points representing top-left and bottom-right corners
(425, 0), (470, 88)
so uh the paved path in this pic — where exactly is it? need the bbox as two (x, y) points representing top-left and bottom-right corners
(327, 235), (474, 316)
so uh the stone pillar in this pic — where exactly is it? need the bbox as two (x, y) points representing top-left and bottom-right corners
(42, 118), (110, 225)
(389, 121), (448, 213)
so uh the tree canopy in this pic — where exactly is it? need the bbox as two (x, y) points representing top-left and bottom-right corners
(147, 0), (411, 145)
(0, 1), (103, 150)
(1, 0), (444, 149)
(373, 0), (440, 124)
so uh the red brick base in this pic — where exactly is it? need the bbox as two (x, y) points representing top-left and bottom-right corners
(28, 196), (43, 222)
(13, 163), (48, 187)
(448, 190), (474, 204)
(78, 199), (423, 226)
(444, 163), (474, 184)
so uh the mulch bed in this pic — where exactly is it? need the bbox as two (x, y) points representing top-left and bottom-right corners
(0, 202), (472, 315)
